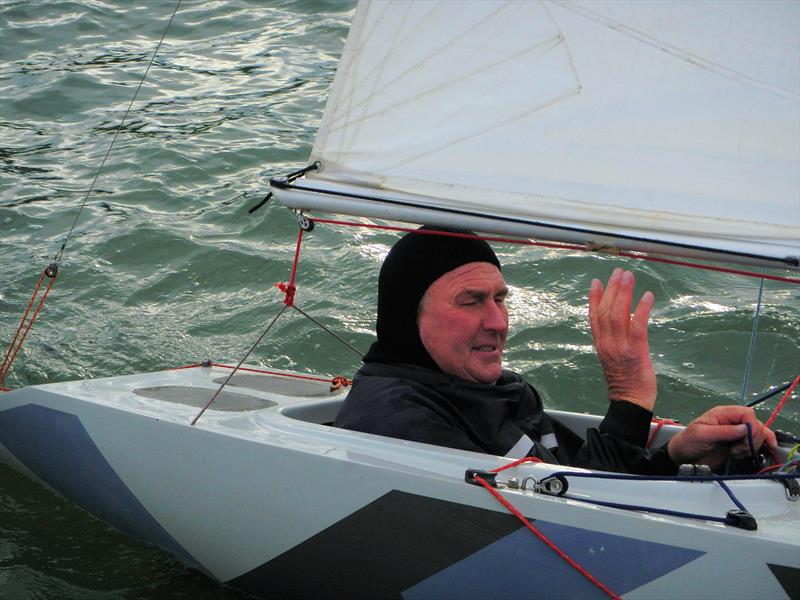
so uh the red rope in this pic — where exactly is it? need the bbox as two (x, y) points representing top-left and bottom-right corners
(171, 362), (351, 385)
(491, 456), (543, 472)
(0, 267), (57, 386)
(0, 270), (46, 381)
(473, 474), (621, 600)
(274, 227), (305, 306)
(764, 374), (800, 429)
(310, 217), (800, 285)
(757, 464), (785, 474)
(646, 418), (680, 449)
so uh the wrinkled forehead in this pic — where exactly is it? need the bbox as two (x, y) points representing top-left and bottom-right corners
(420, 262), (506, 306)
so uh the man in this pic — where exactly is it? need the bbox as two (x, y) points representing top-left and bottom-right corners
(334, 227), (776, 474)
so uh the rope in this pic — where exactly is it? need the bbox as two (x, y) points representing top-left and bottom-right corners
(491, 456), (543, 472)
(544, 470), (797, 483)
(273, 225), (365, 359)
(172, 362), (351, 386)
(716, 480), (748, 513)
(645, 418), (679, 449)
(558, 495), (730, 525)
(308, 217), (800, 285)
(275, 228), (304, 306)
(747, 380), (793, 407)
(528, 469), (772, 529)
(764, 374), (800, 429)
(472, 475), (621, 600)
(483, 458), (778, 532)
(0, 264), (58, 387)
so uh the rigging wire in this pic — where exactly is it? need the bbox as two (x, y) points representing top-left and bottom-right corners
(53, 0), (182, 266)
(740, 270), (766, 403)
(190, 224), (364, 424)
(190, 303), (289, 426)
(291, 304), (365, 359)
(0, 0), (182, 389)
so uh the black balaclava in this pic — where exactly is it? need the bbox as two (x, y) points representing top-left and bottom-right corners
(363, 225), (501, 370)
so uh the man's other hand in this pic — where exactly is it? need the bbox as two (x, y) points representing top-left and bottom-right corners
(589, 268), (657, 410)
(666, 405), (777, 469)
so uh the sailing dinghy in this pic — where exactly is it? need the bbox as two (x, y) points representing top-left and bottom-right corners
(2, 1), (799, 599)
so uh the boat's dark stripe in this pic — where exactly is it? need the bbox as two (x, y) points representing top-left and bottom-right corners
(228, 490), (522, 599)
(403, 519), (704, 599)
(229, 490), (704, 599)
(768, 563), (800, 599)
(0, 404), (203, 573)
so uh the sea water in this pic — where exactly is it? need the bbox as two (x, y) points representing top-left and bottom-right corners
(1, 1), (798, 598)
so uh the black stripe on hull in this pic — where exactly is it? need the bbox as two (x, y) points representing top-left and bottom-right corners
(229, 490), (521, 599)
(768, 563), (800, 600)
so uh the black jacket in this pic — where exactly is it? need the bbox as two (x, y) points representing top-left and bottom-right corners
(334, 362), (677, 475)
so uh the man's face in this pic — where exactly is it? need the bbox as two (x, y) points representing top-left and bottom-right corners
(418, 262), (508, 384)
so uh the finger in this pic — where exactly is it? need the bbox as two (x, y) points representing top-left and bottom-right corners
(763, 427), (778, 451)
(691, 423), (749, 445)
(731, 425), (778, 457)
(705, 405), (756, 426)
(597, 268), (623, 320)
(747, 420), (778, 452)
(609, 270), (635, 338)
(630, 290), (654, 343)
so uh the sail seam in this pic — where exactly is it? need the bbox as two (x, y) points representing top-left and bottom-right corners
(327, 1), (514, 131)
(323, 33), (571, 141)
(552, 0), (799, 101)
(380, 86), (579, 172)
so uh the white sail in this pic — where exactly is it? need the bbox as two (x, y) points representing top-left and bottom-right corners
(275, 0), (800, 268)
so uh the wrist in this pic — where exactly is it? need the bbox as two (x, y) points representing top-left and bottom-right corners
(607, 390), (656, 411)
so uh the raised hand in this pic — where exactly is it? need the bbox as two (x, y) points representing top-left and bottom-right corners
(588, 268), (657, 410)
(666, 405), (777, 469)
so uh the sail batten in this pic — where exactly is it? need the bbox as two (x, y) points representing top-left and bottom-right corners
(277, 0), (800, 268)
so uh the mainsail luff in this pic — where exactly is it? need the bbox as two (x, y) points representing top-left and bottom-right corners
(274, 0), (800, 269)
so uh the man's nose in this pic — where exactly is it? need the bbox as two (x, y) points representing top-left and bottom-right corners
(482, 300), (508, 332)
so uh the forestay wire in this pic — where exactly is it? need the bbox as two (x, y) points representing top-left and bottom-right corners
(0, 1), (182, 389)
(740, 270), (766, 403)
(54, 0), (183, 265)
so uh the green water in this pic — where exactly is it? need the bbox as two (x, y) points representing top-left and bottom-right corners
(0, 1), (798, 598)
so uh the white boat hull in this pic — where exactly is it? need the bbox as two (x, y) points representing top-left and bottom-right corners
(1, 364), (798, 599)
